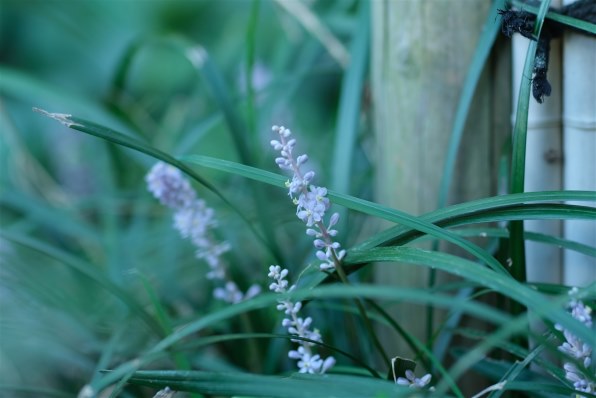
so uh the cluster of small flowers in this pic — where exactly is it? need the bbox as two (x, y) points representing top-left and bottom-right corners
(270, 125), (345, 271)
(556, 287), (594, 394)
(396, 370), (433, 390)
(268, 265), (335, 374)
(146, 162), (260, 304)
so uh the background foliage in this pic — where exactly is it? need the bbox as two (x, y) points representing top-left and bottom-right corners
(1, 1), (367, 395)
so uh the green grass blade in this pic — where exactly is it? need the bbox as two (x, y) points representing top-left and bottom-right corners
(356, 191), (596, 249)
(116, 35), (254, 164)
(33, 110), (279, 260)
(180, 332), (381, 378)
(125, 371), (409, 398)
(509, 0), (552, 285)
(365, 300), (464, 398)
(438, 0), (506, 208)
(0, 386), (71, 398)
(244, 0), (260, 137)
(168, 35), (286, 262)
(451, 227), (596, 257)
(436, 203), (596, 226)
(137, 273), (194, 373)
(0, 67), (126, 129)
(330, 1), (369, 198)
(194, 47), (255, 165)
(510, 0), (596, 36)
(88, 326), (129, 386)
(34, 109), (218, 193)
(1, 230), (164, 337)
(453, 328), (566, 381)
(487, 344), (544, 398)
(345, 247), (594, 344)
(106, 37), (143, 102)
(182, 155), (506, 274)
(499, 381), (585, 396)
(92, 285), (512, 393)
(0, 190), (100, 243)
(182, 154), (286, 186)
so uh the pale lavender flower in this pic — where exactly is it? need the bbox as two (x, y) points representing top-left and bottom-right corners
(146, 162), (261, 304)
(270, 125), (345, 271)
(152, 386), (176, 398)
(555, 287), (594, 394)
(297, 186), (329, 227)
(268, 265), (335, 374)
(213, 281), (243, 304)
(213, 281), (262, 304)
(396, 370), (433, 389)
(290, 347), (323, 374)
(146, 162), (196, 209)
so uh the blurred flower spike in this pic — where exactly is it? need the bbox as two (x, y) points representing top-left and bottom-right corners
(146, 162), (260, 304)
(270, 125), (345, 271)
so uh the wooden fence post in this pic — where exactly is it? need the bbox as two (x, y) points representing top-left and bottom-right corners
(371, 0), (503, 371)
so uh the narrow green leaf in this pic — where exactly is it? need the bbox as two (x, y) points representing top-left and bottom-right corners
(0, 386), (71, 398)
(0, 190), (99, 243)
(453, 328), (566, 382)
(330, 1), (369, 198)
(509, 0), (552, 286)
(510, 0), (596, 36)
(92, 285), (511, 393)
(451, 227), (596, 257)
(245, 0), (260, 138)
(344, 246), (594, 344)
(0, 230), (165, 337)
(357, 192), (596, 250)
(437, 203), (596, 226)
(178, 332), (380, 378)
(125, 371), (410, 398)
(0, 67), (125, 129)
(33, 110), (218, 193)
(488, 344), (544, 398)
(182, 155), (506, 274)
(438, 0), (507, 208)
(368, 300), (464, 398)
(500, 381), (588, 396)
(33, 110), (277, 260)
(89, 326), (128, 386)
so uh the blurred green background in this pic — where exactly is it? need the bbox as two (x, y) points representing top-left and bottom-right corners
(1, 0), (371, 396)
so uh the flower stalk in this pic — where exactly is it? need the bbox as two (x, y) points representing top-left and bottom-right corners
(270, 125), (390, 371)
(146, 162), (260, 304)
(268, 265), (335, 373)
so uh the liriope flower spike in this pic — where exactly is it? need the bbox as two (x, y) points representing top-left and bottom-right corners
(555, 287), (594, 394)
(270, 125), (345, 271)
(146, 162), (260, 303)
(268, 265), (335, 374)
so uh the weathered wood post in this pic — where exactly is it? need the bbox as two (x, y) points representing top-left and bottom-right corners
(371, 0), (505, 371)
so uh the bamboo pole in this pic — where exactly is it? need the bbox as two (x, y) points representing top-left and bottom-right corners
(371, 0), (492, 365)
(562, 0), (596, 287)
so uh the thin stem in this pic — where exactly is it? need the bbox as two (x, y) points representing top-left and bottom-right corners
(240, 312), (262, 373)
(329, 250), (391, 369)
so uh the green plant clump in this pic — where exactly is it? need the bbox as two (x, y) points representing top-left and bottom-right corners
(1, 1), (594, 397)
